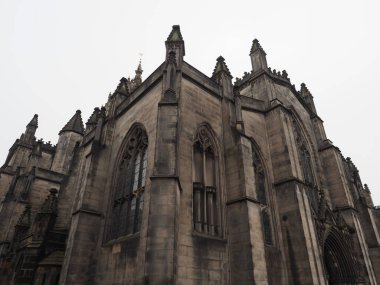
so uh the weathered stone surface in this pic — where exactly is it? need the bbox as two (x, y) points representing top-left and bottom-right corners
(0, 25), (379, 285)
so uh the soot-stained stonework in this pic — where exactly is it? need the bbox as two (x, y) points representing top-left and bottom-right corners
(1, 25), (380, 285)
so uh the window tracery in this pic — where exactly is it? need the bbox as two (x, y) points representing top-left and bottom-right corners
(108, 126), (147, 240)
(192, 127), (220, 237)
(293, 119), (315, 186)
(292, 118), (319, 209)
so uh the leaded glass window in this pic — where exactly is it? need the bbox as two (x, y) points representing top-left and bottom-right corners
(108, 126), (147, 240)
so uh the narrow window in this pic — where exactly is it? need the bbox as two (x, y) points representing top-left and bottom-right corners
(192, 127), (220, 236)
(252, 145), (273, 245)
(108, 126), (148, 240)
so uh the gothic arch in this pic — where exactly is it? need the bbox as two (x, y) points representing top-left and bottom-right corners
(289, 111), (321, 210)
(250, 139), (275, 245)
(323, 226), (359, 284)
(107, 123), (148, 240)
(192, 123), (223, 237)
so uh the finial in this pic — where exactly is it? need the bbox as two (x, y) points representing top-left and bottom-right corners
(28, 114), (39, 127)
(217, 56), (225, 62)
(364, 184), (370, 192)
(300, 83), (312, 97)
(136, 54), (143, 74)
(167, 25), (183, 41)
(250, 39), (265, 55)
(281, 70), (289, 80)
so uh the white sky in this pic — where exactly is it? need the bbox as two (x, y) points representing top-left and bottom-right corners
(0, 0), (379, 204)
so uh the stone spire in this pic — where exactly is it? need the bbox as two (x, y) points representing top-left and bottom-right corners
(59, 110), (85, 135)
(133, 59), (143, 86)
(28, 114), (38, 128)
(249, 39), (268, 73)
(21, 114), (38, 144)
(212, 56), (232, 79)
(165, 25), (185, 67)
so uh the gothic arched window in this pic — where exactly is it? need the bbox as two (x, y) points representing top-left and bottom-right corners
(292, 117), (319, 210)
(252, 145), (272, 245)
(108, 126), (148, 240)
(192, 127), (221, 237)
(293, 119), (315, 186)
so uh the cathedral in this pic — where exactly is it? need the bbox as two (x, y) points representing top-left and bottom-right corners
(0, 25), (379, 284)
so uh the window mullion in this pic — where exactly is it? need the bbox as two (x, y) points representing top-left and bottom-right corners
(202, 149), (208, 234)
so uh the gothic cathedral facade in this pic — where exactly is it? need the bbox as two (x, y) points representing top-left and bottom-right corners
(0, 25), (379, 284)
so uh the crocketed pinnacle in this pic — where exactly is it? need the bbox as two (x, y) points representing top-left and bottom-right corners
(59, 110), (84, 135)
(212, 56), (232, 79)
(167, 25), (183, 41)
(250, 39), (265, 55)
(134, 59), (143, 85)
(86, 107), (100, 126)
(28, 114), (38, 127)
(300, 83), (310, 94)
(135, 59), (143, 75)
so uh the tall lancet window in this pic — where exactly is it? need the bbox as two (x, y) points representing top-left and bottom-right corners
(193, 127), (220, 237)
(108, 125), (148, 240)
(252, 145), (272, 245)
(292, 119), (315, 186)
(292, 118), (318, 209)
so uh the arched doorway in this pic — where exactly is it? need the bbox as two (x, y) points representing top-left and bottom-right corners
(323, 227), (359, 284)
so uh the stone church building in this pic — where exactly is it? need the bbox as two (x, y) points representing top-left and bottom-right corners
(0, 25), (379, 284)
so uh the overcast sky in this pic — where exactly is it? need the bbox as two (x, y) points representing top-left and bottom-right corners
(0, 0), (379, 204)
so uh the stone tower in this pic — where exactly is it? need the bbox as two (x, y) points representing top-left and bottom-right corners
(0, 25), (379, 285)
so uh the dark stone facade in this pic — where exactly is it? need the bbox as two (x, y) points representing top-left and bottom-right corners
(1, 25), (379, 284)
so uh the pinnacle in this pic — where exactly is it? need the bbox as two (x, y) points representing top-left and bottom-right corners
(135, 59), (143, 74)
(212, 55), (232, 79)
(167, 25), (183, 41)
(300, 83), (312, 97)
(86, 107), (100, 126)
(250, 39), (265, 55)
(134, 59), (143, 83)
(28, 114), (38, 127)
(59, 110), (85, 135)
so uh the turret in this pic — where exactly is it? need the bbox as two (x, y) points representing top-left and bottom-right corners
(50, 110), (84, 174)
(20, 114), (38, 144)
(250, 39), (268, 73)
